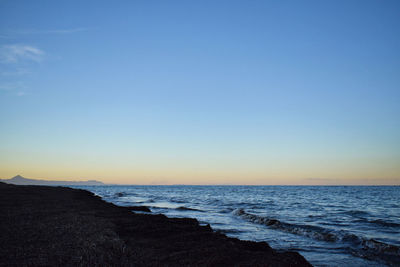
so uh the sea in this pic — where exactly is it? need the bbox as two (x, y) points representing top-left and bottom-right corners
(73, 185), (400, 266)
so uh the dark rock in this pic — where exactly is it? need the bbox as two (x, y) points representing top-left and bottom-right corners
(125, 206), (151, 212)
(267, 219), (280, 226)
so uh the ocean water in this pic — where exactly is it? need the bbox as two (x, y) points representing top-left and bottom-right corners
(74, 185), (400, 266)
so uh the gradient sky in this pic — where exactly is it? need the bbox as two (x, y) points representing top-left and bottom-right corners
(0, 0), (399, 185)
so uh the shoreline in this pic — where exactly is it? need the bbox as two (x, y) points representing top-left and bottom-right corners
(0, 182), (311, 266)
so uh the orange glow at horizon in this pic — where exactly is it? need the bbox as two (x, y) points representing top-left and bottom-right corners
(1, 161), (399, 185)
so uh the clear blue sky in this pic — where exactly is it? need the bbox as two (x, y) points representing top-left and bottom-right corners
(1, 0), (399, 184)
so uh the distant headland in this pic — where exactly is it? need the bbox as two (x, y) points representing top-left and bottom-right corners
(1, 175), (104, 186)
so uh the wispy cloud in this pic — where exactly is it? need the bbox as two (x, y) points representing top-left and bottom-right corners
(0, 47), (37, 97)
(0, 81), (27, 91)
(0, 81), (29, 97)
(0, 44), (44, 63)
(0, 27), (88, 40)
(8, 27), (88, 35)
(0, 81), (27, 96)
(40, 28), (88, 34)
(16, 91), (26, 97)
(0, 68), (31, 76)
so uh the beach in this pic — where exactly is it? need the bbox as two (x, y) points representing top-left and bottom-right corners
(0, 182), (310, 266)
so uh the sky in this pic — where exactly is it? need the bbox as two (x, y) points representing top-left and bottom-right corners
(0, 0), (399, 185)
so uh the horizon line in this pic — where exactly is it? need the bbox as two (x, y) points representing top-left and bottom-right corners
(1, 175), (399, 186)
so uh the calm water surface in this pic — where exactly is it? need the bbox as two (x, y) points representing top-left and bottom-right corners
(74, 185), (400, 266)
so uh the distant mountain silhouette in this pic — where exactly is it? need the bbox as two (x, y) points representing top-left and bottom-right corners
(1, 175), (104, 186)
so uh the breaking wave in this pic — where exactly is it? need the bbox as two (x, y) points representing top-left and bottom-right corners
(176, 206), (203, 212)
(234, 209), (339, 242)
(234, 209), (400, 264)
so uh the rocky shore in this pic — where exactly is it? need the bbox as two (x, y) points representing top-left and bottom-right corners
(0, 182), (311, 266)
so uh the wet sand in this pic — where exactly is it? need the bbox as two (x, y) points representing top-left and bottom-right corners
(0, 182), (311, 266)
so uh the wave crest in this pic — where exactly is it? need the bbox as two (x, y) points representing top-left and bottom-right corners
(234, 209), (400, 263)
